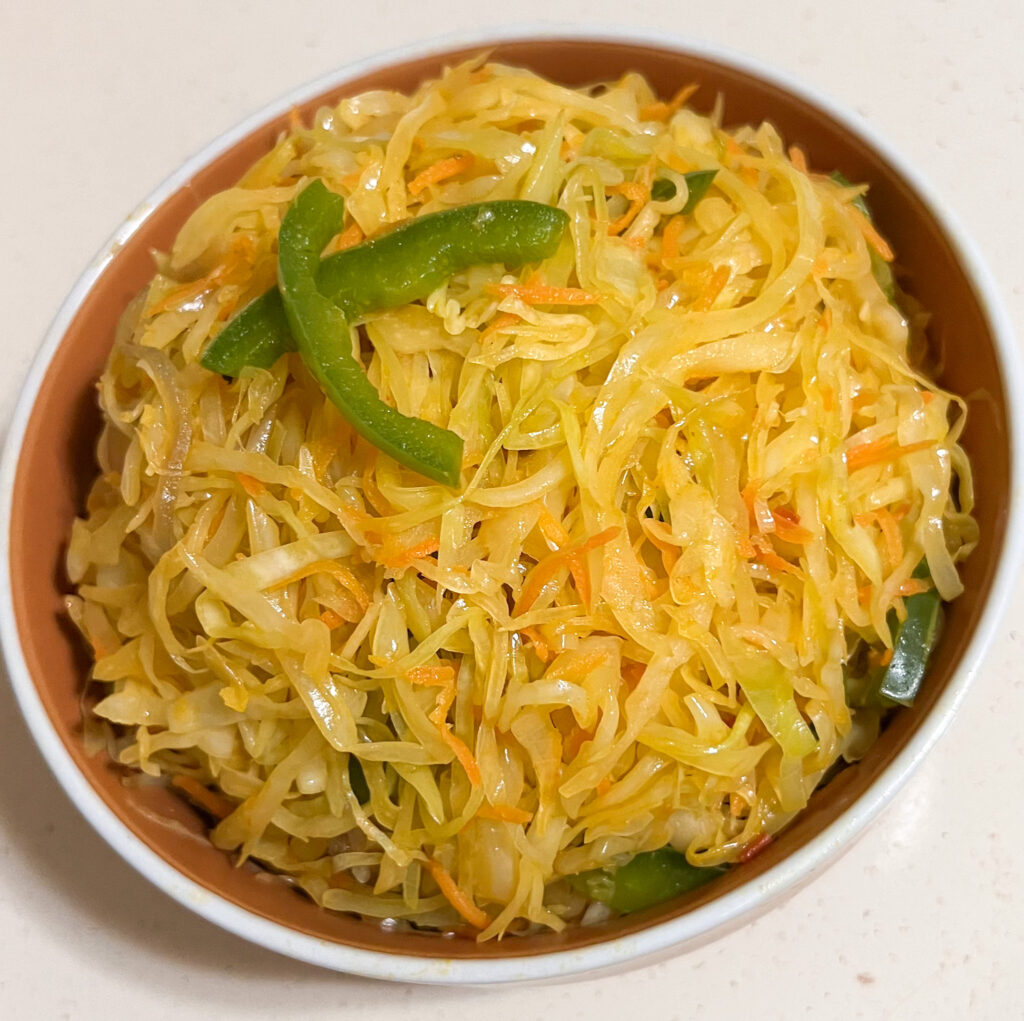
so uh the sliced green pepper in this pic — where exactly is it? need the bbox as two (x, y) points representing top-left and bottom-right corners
(830, 171), (897, 303)
(878, 562), (942, 706)
(276, 180), (463, 487)
(568, 847), (726, 914)
(201, 199), (569, 376)
(650, 169), (718, 212)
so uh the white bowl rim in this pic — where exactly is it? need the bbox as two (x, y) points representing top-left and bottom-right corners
(2, 23), (1022, 985)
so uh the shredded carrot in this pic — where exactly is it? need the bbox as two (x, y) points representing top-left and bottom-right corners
(608, 180), (649, 235)
(378, 536), (441, 569)
(662, 215), (685, 262)
(846, 436), (933, 473)
(339, 169), (364, 191)
(477, 803), (534, 825)
(236, 473), (266, 497)
(850, 205), (895, 262)
(407, 664), (457, 687)
(479, 312), (521, 344)
(595, 777), (613, 797)
(146, 234), (256, 316)
(874, 507), (904, 571)
(724, 136), (745, 162)
(755, 545), (805, 580)
(265, 559), (369, 610)
(921, 391), (935, 405)
(879, 648), (894, 667)
(408, 154), (474, 197)
(319, 609), (345, 630)
(735, 532), (757, 559)
(423, 858), (490, 929)
(740, 478), (761, 531)
(897, 578), (932, 597)
(788, 145), (808, 174)
(739, 832), (773, 863)
(171, 775), (235, 820)
(428, 683), (481, 787)
(514, 526), (620, 615)
(535, 503), (571, 548)
(639, 82), (700, 121)
(486, 283), (601, 306)
(692, 265), (731, 312)
(820, 384), (835, 412)
(771, 507), (814, 545)
(323, 219), (364, 256)
(858, 583), (873, 606)
(519, 626), (550, 663)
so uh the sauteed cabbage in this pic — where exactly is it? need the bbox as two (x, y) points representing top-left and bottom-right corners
(66, 58), (977, 938)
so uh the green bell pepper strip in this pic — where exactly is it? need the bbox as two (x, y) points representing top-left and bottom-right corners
(276, 180), (463, 487)
(878, 561), (942, 706)
(201, 199), (570, 376)
(650, 169), (718, 212)
(568, 847), (727, 914)
(830, 171), (897, 303)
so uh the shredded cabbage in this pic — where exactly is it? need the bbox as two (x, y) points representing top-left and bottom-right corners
(67, 58), (977, 939)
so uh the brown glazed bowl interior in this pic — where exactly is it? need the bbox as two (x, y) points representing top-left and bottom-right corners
(2, 34), (1017, 980)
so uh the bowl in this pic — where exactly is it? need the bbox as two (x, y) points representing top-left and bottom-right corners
(2, 29), (1021, 984)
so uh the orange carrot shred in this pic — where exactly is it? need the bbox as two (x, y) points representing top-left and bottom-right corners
(692, 265), (731, 312)
(236, 473), (266, 497)
(608, 180), (650, 235)
(788, 146), (808, 174)
(846, 436), (933, 473)
(850, 206), (895, 262)
(266, 560), (369, 610)
(319, 609), (345, 630)
(171, 775), (235, 820)
(487, 283), (601, 306)
(476, 803), (534, 825)
(595, 777), (613, 797)
(424, 858), (490, 930)
(480, 312), (521, 344)
(739, 832), (773, 863)
(430, 687), (481, 788)
(897, 578), (932, 597)
(874, 507), (904, 571)
(379, 536), (441, 569)
(323, 219), (364, 255)
(771, 507), (814, 545)
(519, 626), (551, 663)
(406, 664), (457, 687)
(408, 154), (474, 197)
(880, 648), (894, 667)
(515, 526), (620, 615)
(662, 215), (685, 262)
(639, 82), (700, 120)
(755, 546), (805, 580)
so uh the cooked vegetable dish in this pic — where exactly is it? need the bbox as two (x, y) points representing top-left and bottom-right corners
(66, 58), (977, 938)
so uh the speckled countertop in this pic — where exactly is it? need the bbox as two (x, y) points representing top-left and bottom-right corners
(2, 2), (1022, 1017)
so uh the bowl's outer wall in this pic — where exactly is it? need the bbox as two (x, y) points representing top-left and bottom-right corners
(8, 40), (1011, 959)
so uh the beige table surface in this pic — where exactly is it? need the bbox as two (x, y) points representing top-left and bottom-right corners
(2, 2), (1023, 1017)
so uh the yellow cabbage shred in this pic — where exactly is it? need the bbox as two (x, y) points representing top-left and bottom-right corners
(66, 58), (977, 939)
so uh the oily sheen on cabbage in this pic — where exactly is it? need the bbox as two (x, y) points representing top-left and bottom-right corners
(66, 58), (977, 939)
